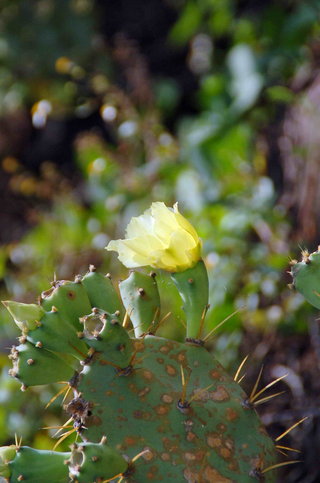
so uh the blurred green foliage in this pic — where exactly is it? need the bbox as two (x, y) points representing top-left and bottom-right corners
(0, 0), (319, 456)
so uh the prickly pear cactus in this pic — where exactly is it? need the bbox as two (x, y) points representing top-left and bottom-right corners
(290, 247), (320, 309)
(1, 203), (281, 482)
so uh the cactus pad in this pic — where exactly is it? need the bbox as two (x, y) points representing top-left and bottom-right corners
(290, 249), (320, 309)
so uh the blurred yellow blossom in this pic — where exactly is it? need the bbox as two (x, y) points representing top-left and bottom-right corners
(106, 202), (201, 272)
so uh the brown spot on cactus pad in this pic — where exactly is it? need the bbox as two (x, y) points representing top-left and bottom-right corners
(165, 364), (177, 376)
(209, 386), (230, 401)
(142, 370), (154, 381)
(225, 407), (239, 421)
(210, 369), (223, 380)
(124, 436), (139, 447)
(155, 405), (170, 416)
(138, 387), (150, 398)
(203, 465), (233, 482)
(159, 345), (170, 354)
(161, 394), (173, 404)
(186, 432), (197, 442)
(161, 452), (171, 461)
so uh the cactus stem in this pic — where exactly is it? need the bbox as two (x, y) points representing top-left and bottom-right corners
(234, 354), (249, 382)
(275, 416), (308, 442)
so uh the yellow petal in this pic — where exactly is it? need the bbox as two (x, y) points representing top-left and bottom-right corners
(107, 235), (164, 268)
(173, 203), (199, 242)
(106, 202), (202, 272)
(126, 210), (154, 238)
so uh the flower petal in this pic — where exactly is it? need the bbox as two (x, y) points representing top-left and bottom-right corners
(106, 202), (202, 272)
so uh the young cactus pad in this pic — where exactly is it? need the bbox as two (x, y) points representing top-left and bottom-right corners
(1, 265), (279, 482)
(290, 248), (320, 309)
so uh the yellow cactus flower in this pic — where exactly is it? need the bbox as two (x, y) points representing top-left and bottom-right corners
(106, 202), (201, 272)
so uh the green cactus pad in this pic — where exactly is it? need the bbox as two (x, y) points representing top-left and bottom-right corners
(119, 271), (160, 337)
(171, 259), (209, 340)
(82, 267), (123, 315)
(0, 446), (16, 478)
(2, 301), (45, 333)
(291, 249), (320, 309)
(73, 335), (276, 482)
(82, 310), (134, 369)
(68, 440), (128, 482)
(26, 309), (88, 361)
(41, 280), (92, 328)
(9, 342), (76, 386)
(7, 447), (69, 483)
